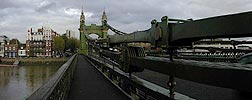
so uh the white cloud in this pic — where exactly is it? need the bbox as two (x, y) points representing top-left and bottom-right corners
(64, 8), (80, 16)
(64, 8), (93, 18)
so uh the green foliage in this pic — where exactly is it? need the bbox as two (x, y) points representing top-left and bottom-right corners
(61, 35), (68, 42)
(75, 38), (80, 49)
(54, 36), (65, 52)
(65, 38), (79, 52)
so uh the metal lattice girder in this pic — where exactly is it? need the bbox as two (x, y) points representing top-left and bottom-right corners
(107, 11), (252, 47)
(129, 56), (252, 92)
(108, 30), (151, 43)
(107, 17), (169, 47)
(172, 11), (252, 46)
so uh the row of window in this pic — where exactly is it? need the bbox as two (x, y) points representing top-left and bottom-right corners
(33, 49), (52, 52)
(30, 36), (43, 41)
(29, 41), (52, 44)
(5, 52), (17, 57)
(5, 47), (16, 51)
(33, 48), (43, 50)
(32, 48), (51, 51)
(29, 36), (52, 40)
(33, 42), (43, 45)
(32, 53), (52, 56)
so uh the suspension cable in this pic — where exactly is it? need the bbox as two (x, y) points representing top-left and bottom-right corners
(103, 20), (127, 35)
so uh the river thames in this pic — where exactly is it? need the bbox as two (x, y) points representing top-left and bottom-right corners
(0, 65), (61, 100)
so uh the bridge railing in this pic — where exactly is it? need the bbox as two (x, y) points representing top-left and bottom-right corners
(27, 54), (78, 100)
(86, 54), (194, 100)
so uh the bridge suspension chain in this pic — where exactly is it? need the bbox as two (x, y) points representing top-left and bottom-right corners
(103, 20), (127, 35)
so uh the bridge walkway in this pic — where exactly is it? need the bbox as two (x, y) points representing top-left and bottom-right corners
(68, 55), (130, 100)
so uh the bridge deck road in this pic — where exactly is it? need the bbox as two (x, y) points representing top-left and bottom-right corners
(68, 55), (130, 100)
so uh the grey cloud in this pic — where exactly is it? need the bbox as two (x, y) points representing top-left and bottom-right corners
(1, 0), (252, 43)
(36, 1), (56, 13)
(186, 0), (252, 19)
(0, 0), (16, 9)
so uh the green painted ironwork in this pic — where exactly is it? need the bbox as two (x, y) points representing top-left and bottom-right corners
(79, 10), (108, 55)
(105, 11), (252, 47)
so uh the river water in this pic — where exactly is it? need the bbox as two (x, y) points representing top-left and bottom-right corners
(0, 65), (61, 100)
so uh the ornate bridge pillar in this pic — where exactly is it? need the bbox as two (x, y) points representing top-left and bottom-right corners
(79, 9), (88, 55)
(79, 10), (108, 55)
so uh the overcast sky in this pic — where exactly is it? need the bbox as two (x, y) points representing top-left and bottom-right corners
(0, 0), (252, 43)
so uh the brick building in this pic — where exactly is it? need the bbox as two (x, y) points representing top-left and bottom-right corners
(4, 39), (20, 58)
(26, 26), (59, 57)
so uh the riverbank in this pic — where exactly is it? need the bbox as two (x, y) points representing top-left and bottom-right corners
(0, 57), (69, 66)
(0, 64), (17, 67)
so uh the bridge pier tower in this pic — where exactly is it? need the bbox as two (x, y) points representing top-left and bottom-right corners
(79, 9), (87, 55)
(79, 10), (108, 55)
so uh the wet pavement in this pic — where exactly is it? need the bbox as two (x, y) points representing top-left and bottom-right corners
(68, 55), (130, 100)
